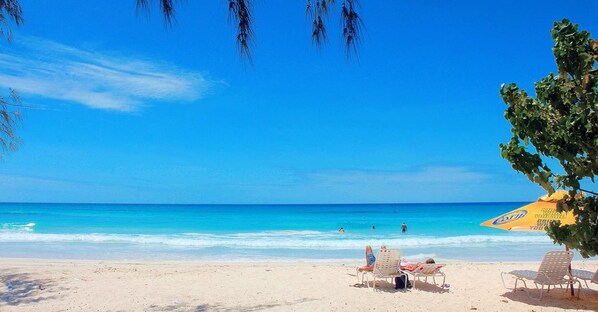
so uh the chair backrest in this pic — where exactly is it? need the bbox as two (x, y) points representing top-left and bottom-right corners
(593, 269), (598, 284)
(412, 263), (444, 275)
(374, 249), (401, 275)
(536, 250), (573, 284)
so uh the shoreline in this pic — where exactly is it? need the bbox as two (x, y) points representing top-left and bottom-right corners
(2, 256), (598, 265)
(2, 258), (597, 311)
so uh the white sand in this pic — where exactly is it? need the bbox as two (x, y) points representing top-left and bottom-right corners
(1, 258), (597, 311)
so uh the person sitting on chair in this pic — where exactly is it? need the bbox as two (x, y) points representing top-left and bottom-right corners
(358, 245), (376, 273)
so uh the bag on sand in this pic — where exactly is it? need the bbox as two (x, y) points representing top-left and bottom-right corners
(395, 275), (412, 289)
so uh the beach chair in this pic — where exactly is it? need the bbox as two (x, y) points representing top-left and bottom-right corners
(570, 268), (598, 288)
(356, 246), (376, 285)
(404, 263), (446, 288)
(501, 250), (580, 299)
(370, 249), (404, 291)
(356, 267), (371, 285)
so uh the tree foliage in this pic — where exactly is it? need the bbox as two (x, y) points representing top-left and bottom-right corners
(0, 0), (23, 158)
(136, 0), (363, 61)
(0, 0), (23, 42)
(499, 19), (598, 257)
(0, 89), (21, 156)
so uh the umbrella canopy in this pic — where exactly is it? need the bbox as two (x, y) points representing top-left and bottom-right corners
(481, 190), (579, 296)
(481, 190), (576, 232)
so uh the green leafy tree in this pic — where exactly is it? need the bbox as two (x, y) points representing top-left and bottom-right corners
(136, 0), (363, 61)
(0, 0), (23, 158)
(499, 19), (597, 257)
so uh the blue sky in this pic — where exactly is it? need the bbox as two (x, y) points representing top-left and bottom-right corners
(0, 0), (596, 204)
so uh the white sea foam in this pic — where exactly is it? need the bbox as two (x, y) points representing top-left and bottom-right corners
(403, 253), (437, 262)
(0, 223), (36, 232)
(228, 230), (326, 237)
(0, 231), (552, 249)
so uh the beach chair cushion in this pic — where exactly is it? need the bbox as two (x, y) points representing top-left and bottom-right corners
(571, 268), (598, 284)
(509, 270), (539, 280)
(410, 263), (444, 274)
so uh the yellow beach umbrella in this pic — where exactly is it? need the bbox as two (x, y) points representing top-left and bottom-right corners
(480, 190), (575, 231)
(481, 190), (578, 296)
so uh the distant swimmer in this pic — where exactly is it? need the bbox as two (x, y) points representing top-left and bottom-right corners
(371, 225), (375, 230)
(401, 222), (407, 233)
(339, 227), (345, 233)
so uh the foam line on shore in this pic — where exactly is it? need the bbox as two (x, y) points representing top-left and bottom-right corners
(0, 231), (551, 249)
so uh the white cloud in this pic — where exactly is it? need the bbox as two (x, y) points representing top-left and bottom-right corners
(0, 37), (217, 112)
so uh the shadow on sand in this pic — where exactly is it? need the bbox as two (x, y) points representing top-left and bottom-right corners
(355, 278), (449, 294)
(0, 271), (65, 306)
(501, 286), (598, 310)
(411, 281), (450, 293)
(146, 298), (318, 312)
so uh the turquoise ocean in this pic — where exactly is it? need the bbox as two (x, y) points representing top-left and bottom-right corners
(0, 202), (568, 262)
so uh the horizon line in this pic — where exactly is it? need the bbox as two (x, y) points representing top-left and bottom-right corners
(0, 200), (530, 206)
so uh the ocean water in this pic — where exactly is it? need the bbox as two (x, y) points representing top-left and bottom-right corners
(0, 202), (570, 262)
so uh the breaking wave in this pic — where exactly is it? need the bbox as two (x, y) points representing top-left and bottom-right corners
(0, 230), (551, 250)
(0, 222), (36, 232)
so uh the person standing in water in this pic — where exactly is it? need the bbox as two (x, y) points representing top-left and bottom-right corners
(401, 222), (407, 233)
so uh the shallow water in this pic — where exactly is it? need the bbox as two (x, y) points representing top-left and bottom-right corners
(0, 202), (567, 261)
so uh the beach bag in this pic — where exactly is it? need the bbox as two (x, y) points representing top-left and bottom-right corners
(395, 275), (412, 289)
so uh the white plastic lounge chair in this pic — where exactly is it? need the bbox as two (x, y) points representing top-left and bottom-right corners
(356, 265), (375, 285)
(356, 249), (376, 285)
(371, 249), (404, 291)
(404, 263), (446, 288)
(356, 267), (370, 285)
(571, 268), (598, 288)
(501, 250), (581, 299)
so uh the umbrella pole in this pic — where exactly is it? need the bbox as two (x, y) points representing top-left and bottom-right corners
(566, 245), (574, 297)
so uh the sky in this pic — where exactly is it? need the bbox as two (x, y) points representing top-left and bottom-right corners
(0, 0), (596, 204)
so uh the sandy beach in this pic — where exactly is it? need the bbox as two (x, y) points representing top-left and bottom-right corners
(1, 259), (597, 311)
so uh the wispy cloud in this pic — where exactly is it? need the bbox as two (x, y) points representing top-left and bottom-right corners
(0, 37), (218, 112)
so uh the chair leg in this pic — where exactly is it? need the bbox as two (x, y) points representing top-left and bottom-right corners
(539, 285), (544, 300)
(524, 281), (543, 300)
(521, 280), (532, 298)
(500, 272), (510, 289)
